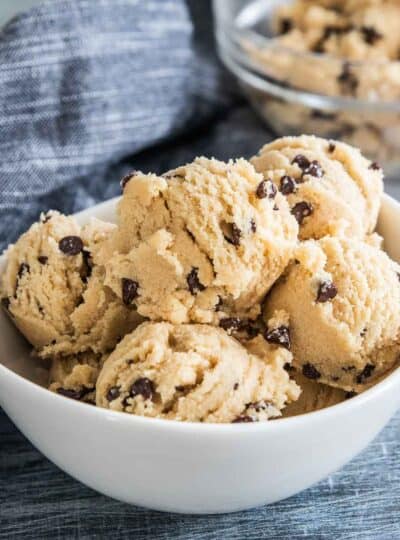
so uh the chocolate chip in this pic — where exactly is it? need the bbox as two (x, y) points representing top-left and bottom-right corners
(187, 267), (205, 295)
(291, 201), (313, 224)
(264, 325), (291, 350)
(130, 378), (155, 401)
(122, 278), (139, 305)
(81, 249), (93, 282)
(233, 383), (239, 391)
(215, 295), (223, 312)
(232, 415), (254, 423)
(302, 363), (321, 380)
(361, 26), (383, 45)
(120, 170), (138, 190)
(222, 222), (241, 246)
(219, 317), (242, 332)
(317, 281), (338, 303)
(17, 263), (30, 279)
(41, 213), (52, 224)
(1, 297), (10, 310)
(283, 362), (294, 372)
(106, 386), (121, 402)
(280, 17), (292, 34)
(356, 363), (375, 384)
(360, 328), (367, 337)
(302, 160), (324, 178)
(345, 391), (357, 399)
(246, 400), (271, 413)
(280, 175), (297, 195)
(328, 142), (336, 153)
(338, 62), (358, 94)
(38, 256), (48, 265)
(369, 161), (381, 171)
(291, 154), (310, 171)
(59, 236), (83, 256)
(256, 180), (276, 199)
(250, 219), (257, 233)
(56, 386), (92, 400)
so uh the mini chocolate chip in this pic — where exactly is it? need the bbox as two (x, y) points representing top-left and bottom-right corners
(175, 385), (185, 392)
(317, 281), (338, 303)
(187, 267), (205, 295)
(81, 249), (93, 282)
(56, 386), (92, 400)
(283, 362), (294, 372)
(250, 219), (257, 233)
(41, 213), (52, 224)
(232, 415), (254, 423)
(302, 160), (324, 178)
(120, 170), (138, 190)
(361, 26), (383, 45)
(280, 17), (292, 34)
(130, 378), (155, 401)
(328, 142), (336, 153)
(219, 317), (242, 332)
(302, 363), (321, 380)
(311, 110), (337, 121)
(345, 391), (357, 399)
(256, 180), (276, 199)
(356, 363), (375, 384)
(222, 222), (241, 246)
(264, 325), (291, 350)
(273, 204), (279, 211)
(338, 62), (358, 94)
(280, 175), (297, 195)
(215, 295), (223, 312)
(291, 154), (310, 171)
(369, 161), (381, 171)
(59, 236), (83, 256)
(122, 278), (139, 305)
(233, 383), (239, 390)
(18, 263), (30, 278)
(246, 400), (271, 413)
(1, 297), (10, 310)
(38, 256), (48, 265)
(291, 201), (313, 224)
(360, 327), (367, 337)
(106, 386), (121, 402)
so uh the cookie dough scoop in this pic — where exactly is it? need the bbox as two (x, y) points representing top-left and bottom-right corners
(101, 157), (298, 325)
(251, 135), (383, 240)
(264, 235), (400, 392)
(0, 212), (143, 357)
(96, 322), (300, 423)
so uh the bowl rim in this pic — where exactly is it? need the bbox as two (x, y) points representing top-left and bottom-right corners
(1, 191), (400, 433)
(214, 0), (400, 111)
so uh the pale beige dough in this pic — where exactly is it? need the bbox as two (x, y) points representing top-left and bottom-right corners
(0, 212), (143, 357)
(281, 370), (347, 418)
(100, 157), (298, 325)
(265, 235), (400, 392)
(96, 322), (300, 423)
(251, 135), (383, 240)
(48, 351), (104, 404)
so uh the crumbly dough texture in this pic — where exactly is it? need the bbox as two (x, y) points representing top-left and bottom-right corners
(258, 0), (400, 101)
(265, 235), (400, 392)
(48, 352), (104, 404)
(96, 322), (300, 423)
(100, 157), (298, 324)
(251, 135), (383, 240)
(0, 212), (142, 357)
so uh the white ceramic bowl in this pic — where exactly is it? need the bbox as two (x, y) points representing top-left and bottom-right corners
(1, 195), (400, 514)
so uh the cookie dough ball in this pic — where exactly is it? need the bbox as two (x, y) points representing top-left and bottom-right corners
(101, 157), (298, 324)
(96, 322), (300, 423)
(48, 351), (104, 404)
(0, 212), (142, 357)
(264, 235), (400, 392)
(281, 370), (347, 418)
(251, 135), (383, 240)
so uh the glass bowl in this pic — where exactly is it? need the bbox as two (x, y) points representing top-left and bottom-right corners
(213, 0), (400, 178)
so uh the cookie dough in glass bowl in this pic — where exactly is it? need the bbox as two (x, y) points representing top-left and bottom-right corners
(213, 0), (400, 178)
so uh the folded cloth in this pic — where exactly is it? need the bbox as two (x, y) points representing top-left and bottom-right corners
(0, 0), (243, 251)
